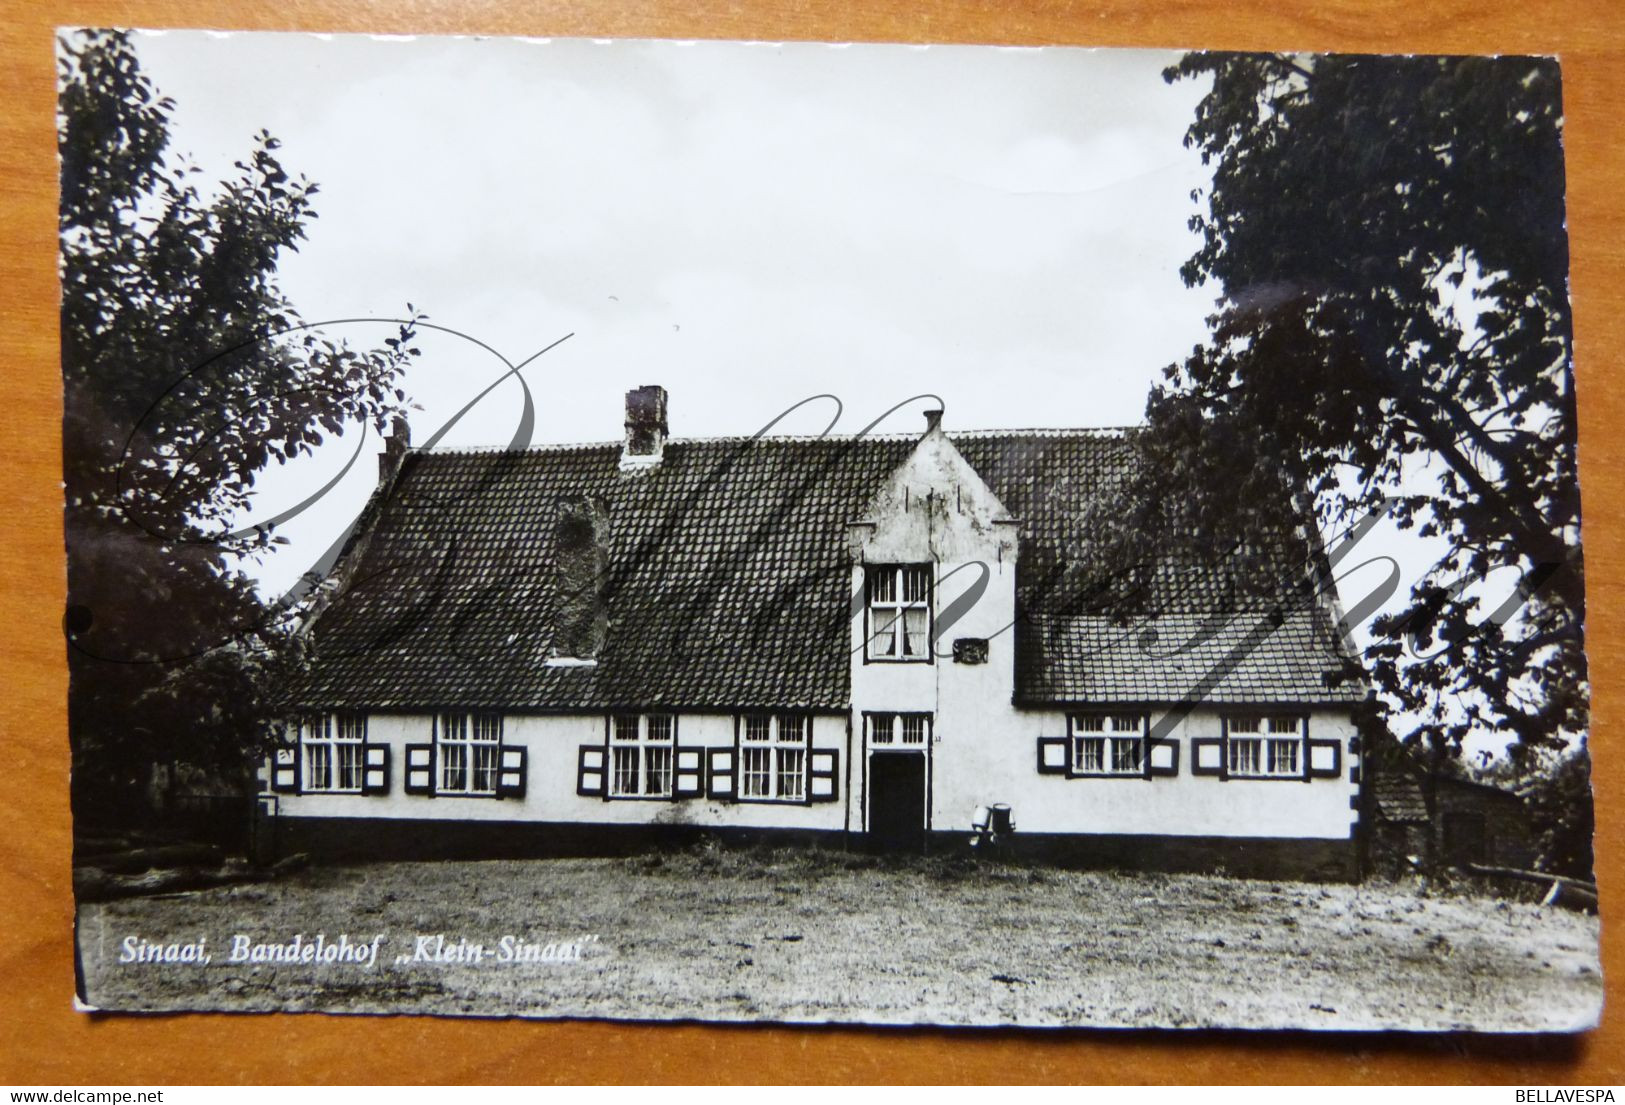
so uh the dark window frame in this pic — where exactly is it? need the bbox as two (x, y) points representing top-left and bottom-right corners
(299, 712), (368, 794)
(1222, 712), (1310, 782)
(734, 712), (814, 805)
(605, 712), (680, 801)
(863, 710), (934, 749)
(862, 563), (935, 664)
(434, 711), (505, 797)
(1065, 712), (1149, 779)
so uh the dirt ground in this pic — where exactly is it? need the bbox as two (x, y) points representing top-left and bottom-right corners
(76, 846), (1603, 1031)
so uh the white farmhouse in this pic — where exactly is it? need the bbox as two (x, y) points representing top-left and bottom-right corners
(264, 386), (1368, 879)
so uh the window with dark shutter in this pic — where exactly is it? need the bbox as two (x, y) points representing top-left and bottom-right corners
(361, 743), (391, 795)
(1036, 736), (1069, 775)
(808, 749), (839, 802)
(271, 742), (300, 793)
(297, 713), (368, 793)
(1191, 737), (1226, 777)
(437, 712), (502, 795)
(737, 714), (810, 802)
(707, 748), (736, 800)
(1146, 740), (1179, 777)
(1067, 714), (1147, 777)
(608, 714), (676, 798)
(577, 745), (606, 797)
(404, 743), (436, 795)
(1226, 715), (1308, 779)
(497, 746), (528, 798)
(1306, 737), (1343, 778)
(673, 748), (704, 798)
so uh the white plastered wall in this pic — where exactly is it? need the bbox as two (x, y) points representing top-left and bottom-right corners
(269, 711), (849, 831)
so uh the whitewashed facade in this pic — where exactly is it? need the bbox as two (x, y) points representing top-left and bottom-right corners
(265, 389), (1367, 878)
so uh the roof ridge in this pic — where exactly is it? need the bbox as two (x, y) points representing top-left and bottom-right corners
(413, 425), (1141, 456)
(291, 414), (1362, 712)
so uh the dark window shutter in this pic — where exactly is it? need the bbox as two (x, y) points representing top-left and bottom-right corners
(497, 746), (528, 798)
(674, 748), (704, 798)
(577, 745), (606, 798)
(1146, 739), (1179, 777)
(1190, 737), (1225, 777)
(808, 749), (839, 802)
(1036, 736), (1070, 775)
(1306, 739), (1342, 778)
(271, 743), (300, 794)
(707, 748), (736, 800)
(404, 743), (435, 795)
(362, 743), (391, 795)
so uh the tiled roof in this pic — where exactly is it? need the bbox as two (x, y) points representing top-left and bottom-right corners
(1372, 772), (1429, 822)
(1370, 763), (1526, 823)
(285, 431), (1366, 711)
(1017, 607), (1364, 705)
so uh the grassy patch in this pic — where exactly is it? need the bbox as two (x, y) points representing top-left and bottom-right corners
(77, 846), (1603, 1030)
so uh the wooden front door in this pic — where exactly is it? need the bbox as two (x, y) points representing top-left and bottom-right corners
(868, 752), (927, 852)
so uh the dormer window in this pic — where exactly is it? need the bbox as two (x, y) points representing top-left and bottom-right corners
(866, 564), (932, 662)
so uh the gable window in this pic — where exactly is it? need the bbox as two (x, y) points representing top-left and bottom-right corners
(302, 713), (366, 793)
(438, 712), (502, 795)
(739, 714), (808, 802)
(610, 713), (675, 798)
(866, 565), (932, 661)
(1070, 713), (1144, 776)
(1227, 714), (1305, 778)
(867, 712), (931, 746)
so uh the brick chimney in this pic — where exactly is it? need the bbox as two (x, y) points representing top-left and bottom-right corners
(620, 385), (668, 472)
(548, 494), (609, 664)
(379, 413), (411, 482)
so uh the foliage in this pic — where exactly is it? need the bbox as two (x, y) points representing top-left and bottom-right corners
(1519, 742), (1595, 880)
(58, 30), (419, 818)
(1094, 53), (1586, 765)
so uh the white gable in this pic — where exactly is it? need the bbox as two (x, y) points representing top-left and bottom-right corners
(853, 423), (1019, 565)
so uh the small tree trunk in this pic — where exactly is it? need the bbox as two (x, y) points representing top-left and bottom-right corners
(1421, 737), (1444, 888)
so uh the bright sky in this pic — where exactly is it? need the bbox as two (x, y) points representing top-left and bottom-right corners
(128, 32), (1221, 590)
(123, 31), (1508, 751)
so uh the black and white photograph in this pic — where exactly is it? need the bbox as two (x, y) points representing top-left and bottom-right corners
(61, 29), (1599, 1032)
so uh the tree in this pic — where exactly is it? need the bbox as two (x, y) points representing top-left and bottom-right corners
(58, 30), (420, 825)
(1520, 740), (1594, 880)
(1093, 53), (1586, 783)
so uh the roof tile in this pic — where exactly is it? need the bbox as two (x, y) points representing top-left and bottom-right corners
(286, 432), (1365, 711)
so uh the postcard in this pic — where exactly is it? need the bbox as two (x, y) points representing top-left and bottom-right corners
(62, 30), (1599, 1030)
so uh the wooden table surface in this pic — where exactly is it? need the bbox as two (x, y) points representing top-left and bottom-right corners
(2, 0), (1622, 1086)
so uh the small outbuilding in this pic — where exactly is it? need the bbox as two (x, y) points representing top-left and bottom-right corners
(1366, 761), (1536, 875)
